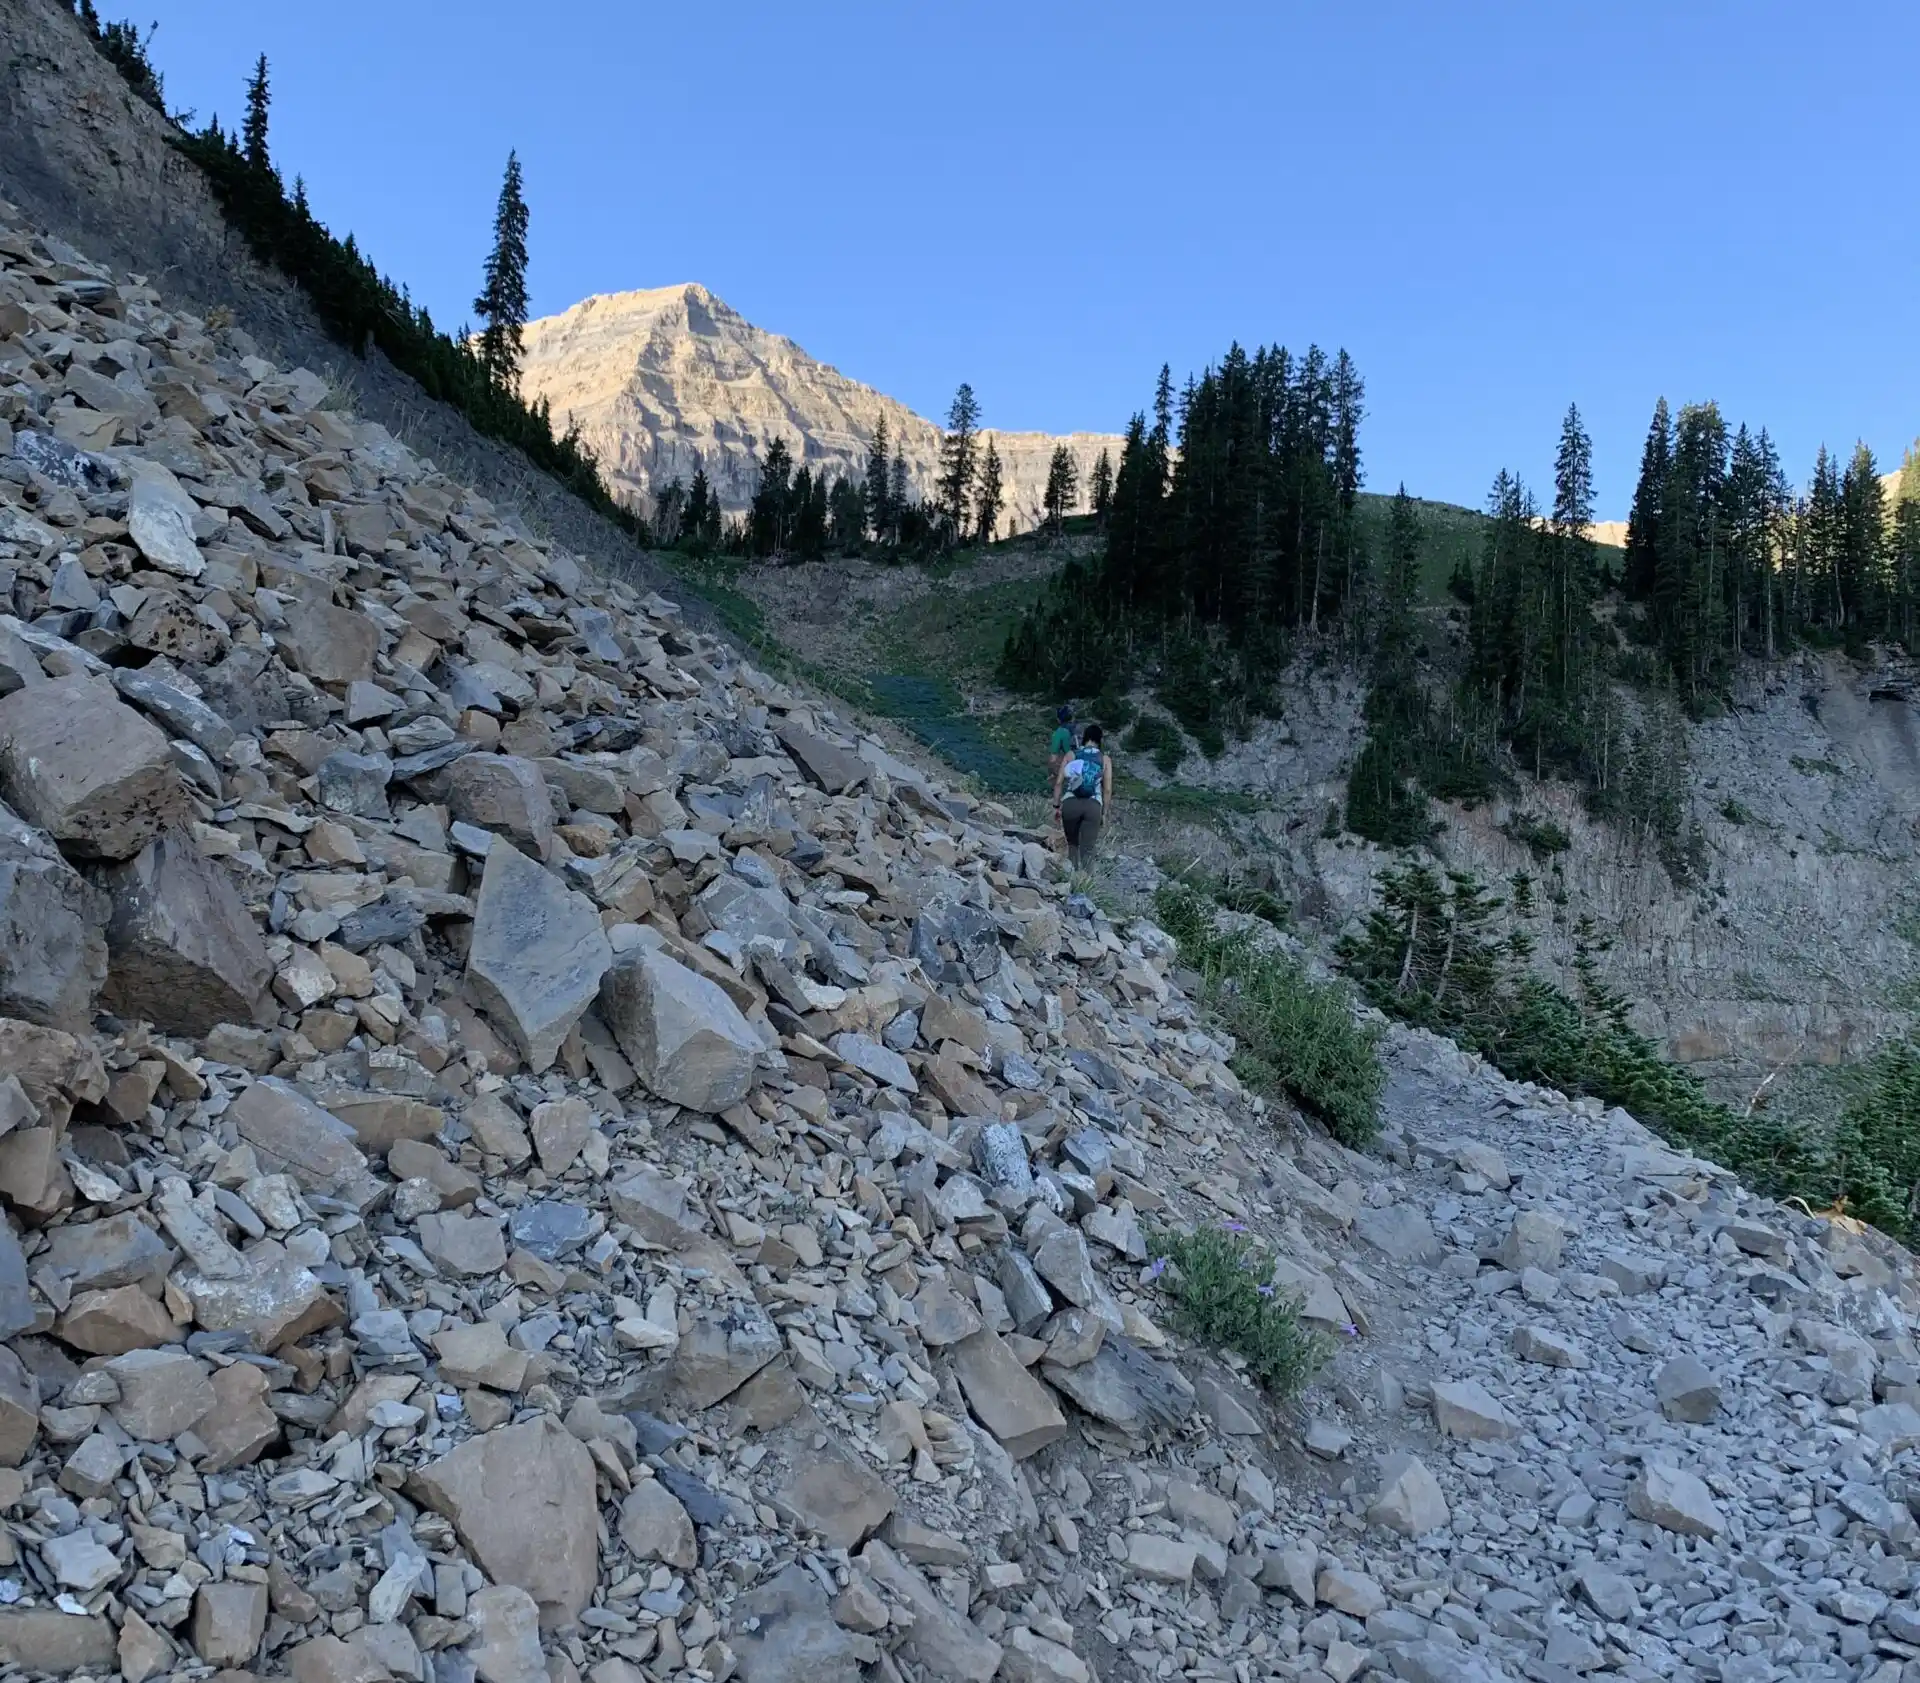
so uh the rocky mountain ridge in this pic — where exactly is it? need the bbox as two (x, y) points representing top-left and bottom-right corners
(516, 286), (1122, 528)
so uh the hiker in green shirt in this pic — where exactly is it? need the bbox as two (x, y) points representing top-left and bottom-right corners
(1048, 704), (1076, 778)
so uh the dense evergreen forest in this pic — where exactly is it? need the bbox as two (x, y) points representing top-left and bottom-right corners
(999, 345), (1367, 748)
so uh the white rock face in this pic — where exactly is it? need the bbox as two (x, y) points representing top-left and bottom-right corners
(516, 285), (1121, 531)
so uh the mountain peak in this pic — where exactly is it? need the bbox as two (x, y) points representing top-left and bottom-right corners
(517, 290), (1119, 526)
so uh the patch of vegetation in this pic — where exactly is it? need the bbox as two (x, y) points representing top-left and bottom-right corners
(1337, 861), (1920, 1243)
(1720, 798), (1755, 825)
(1154, 883), (1383, 1147)
(1502, 811), (1572, 858)
(74, 4), (166, 112)
(867, 674), (1046, 794)
(1123, 713), (1187, 776)
(1791, 755), (1846, 777)
(1147, 1225), (1329, 1398)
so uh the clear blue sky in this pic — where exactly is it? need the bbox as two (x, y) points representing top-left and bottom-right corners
(142, 0), (1916, 516)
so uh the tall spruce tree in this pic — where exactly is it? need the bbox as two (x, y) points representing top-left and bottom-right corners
(243, 54), (272, 175)
(1623, 398), (1672, 601)
(937, 384), (980, 542)
(862, 417), (891, 545)
(888, 450), (909, 539)
(1840, 442), (1888, 642)
(974, 440), (1005, 544)
(1089, 448), (1114, 522)
(1042, 444), (1078, 534)
(473, 151), (531, 395)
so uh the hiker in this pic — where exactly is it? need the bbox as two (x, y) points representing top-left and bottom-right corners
(1048, 704), (1076, 779)
(1052, 721), (1112, 868)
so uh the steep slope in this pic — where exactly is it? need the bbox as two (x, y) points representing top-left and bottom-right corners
(6, 157), (1920, 1683)
(0, 0), (688, 612)
(517, 285), (1122, 526)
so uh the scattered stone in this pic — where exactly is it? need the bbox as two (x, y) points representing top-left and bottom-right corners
(1654, 1353), (1723, 1423)
(467, 840), (612, 1073)
(97, 832), (274, 1035)
(1370, 1453), (1450, 1536)
(601, 945), (761, 1112)
(410, 1416), (600, 1627)
(0, 676), (186, 858)
(1627, 1462), (1726, 1537)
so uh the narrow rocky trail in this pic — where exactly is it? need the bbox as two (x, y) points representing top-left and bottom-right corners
(1, 189), (1918, 1683)
(1131, 1025), (1920, 1683)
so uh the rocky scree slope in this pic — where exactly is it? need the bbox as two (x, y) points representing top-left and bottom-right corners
(515, 286), (1122, 526)
(4, 205), (1920, 1683)
(0, 0), (692, 623)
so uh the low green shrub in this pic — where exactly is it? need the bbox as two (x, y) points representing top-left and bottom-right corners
(1502, 810), (1571, 857)
(1155, 884), (1383, 1146)
(1337, 861), (1920, 1242)
(1148, 1225), (1329, 1397)
(1123, 713), (1187, 777)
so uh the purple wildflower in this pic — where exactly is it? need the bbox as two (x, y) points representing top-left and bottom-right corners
(1256, 1284), (1275, 1297)
(1144, 1256), (1168, 1281)
(1221, 1221), (1248, 1234)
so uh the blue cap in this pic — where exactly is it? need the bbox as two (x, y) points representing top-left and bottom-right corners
(1057, 704), (1074, 723)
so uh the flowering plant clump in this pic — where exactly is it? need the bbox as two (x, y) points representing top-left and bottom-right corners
(1144, 1222), (1331, 1399)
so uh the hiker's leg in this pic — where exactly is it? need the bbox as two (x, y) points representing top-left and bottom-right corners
(1078, 804), (1104, 862)
(1061, 799), (1088, 866)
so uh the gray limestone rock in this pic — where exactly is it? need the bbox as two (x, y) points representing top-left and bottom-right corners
(0, 803), (108, 1031)
(600, 945), (761, 1113)
(97, 832), (274, 1035)
(466, 840), (612, 1073)
(0, 676), (187, 859)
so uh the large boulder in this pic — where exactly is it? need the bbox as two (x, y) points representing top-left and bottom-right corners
(0, 677), (187, 859)
(276, 596), (378, 686)
(0, 802), (107, 1031)
(96, 833), (274, 1036)
(465, 841), (611, 1073)
(447, 755), (555, 852)
(409, 1416), (598, 1629)
(599, 945), (762, 1112)
(228, 1080), (380, 1209)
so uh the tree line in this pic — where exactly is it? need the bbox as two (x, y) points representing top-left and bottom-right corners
(71, 15), (647, 543)
(999, 343), (1366, 746)
(1621, 402), (1920, 702)
(653, 385), (1116, 563)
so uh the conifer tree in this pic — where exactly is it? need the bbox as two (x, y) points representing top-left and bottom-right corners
(862, 416), (891, 546)
(243, 55), (272, 175)
(474, 151), (531, 396)
(748, 439), (795, 556)
(937, 384), (980, 542)
(1089, 448), (1114, 522)
(1840, 441), (1887, 641)
(974, 440), (1005, 544)
(1042, 445), (1078, 534)
(888, 451), (909, 541)
(1623, 398), (1672, 600)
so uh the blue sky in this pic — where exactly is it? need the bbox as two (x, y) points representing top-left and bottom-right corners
(142, 0), (1916, 515)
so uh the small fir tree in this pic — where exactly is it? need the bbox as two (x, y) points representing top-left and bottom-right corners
(938, 383), (980, 542)
(1042, 444), (1079, 534)
(975, 439), (1005, 543)
(243, 54), (271, 174)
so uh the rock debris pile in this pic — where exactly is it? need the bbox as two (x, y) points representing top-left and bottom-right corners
(4, 203), (1920, 1683)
